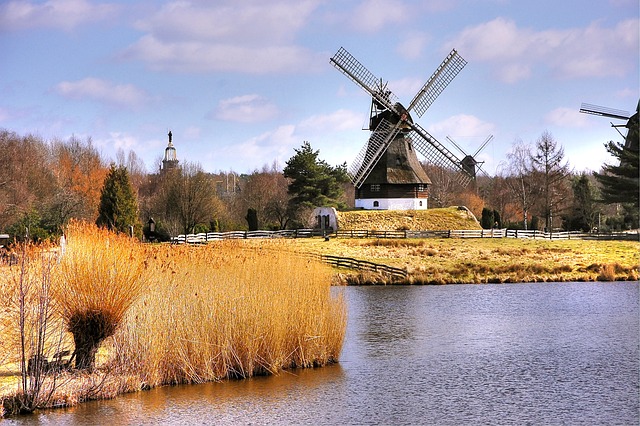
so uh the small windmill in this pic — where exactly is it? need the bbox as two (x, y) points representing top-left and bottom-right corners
(330, 47), (475, 210)
(445, 134), (494, 179)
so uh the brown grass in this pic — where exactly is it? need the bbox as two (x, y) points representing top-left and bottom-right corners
(337, 207), (481, 231)
(110, 241), (346, 387)
(290, 237), (640, 284)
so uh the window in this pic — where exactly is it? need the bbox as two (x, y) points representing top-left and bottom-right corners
(373, 201), (379, 207)
(418, 184), (425, 191)
(371, 184), (380, 192)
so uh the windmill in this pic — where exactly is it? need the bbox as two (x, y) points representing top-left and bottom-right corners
(330, 47), (475, 210)
(445, 134), (494, 179)
(579, 101), (639, 152)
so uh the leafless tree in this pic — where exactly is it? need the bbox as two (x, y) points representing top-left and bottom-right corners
(499, 140), (539, 230)
(531, 131), (571, 231)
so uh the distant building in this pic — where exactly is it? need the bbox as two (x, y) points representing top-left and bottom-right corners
(162, 130), (179, 172)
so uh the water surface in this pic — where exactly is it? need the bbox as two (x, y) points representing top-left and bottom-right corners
(9, 282), (639, 425)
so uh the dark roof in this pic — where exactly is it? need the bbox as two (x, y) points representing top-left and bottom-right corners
(363, 135), (431, 185)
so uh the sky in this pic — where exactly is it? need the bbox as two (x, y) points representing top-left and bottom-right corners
(1, 0), (638, 176)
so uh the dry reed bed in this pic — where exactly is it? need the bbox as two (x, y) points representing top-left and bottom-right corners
(1, 224), (346, 416)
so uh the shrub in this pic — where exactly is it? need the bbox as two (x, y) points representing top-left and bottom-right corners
(53, 221), (147, 370)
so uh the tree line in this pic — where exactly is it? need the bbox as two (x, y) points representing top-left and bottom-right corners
(0, 127), (636, 243)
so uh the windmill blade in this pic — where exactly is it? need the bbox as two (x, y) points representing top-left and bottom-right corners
(579, 103), (630, 120)
(330, 47), (400, 114)
(445, 135), (468, 157)
(349, 118), (403, 188)
(405, 122), (474, 187)
(408, 49), (467, 118)
(473, 134), (493, 157)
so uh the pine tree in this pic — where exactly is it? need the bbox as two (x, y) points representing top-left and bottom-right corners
(96, 165), (139, 234)
(593, 130), (639, 209)
(283, 141), (349, 210)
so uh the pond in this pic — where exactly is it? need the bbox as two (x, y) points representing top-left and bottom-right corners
(8, 281), (639, 425)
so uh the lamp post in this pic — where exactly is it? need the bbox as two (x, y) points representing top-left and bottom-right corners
(148, 217), (156, 242)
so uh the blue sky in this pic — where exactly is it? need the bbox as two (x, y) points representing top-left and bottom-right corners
(1, 0), (638, 175)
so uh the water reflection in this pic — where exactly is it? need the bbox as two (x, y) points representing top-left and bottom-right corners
(7, 282), (639, 425)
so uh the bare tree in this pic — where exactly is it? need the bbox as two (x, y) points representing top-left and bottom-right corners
(152, 162), (222, 235)
(422, 163), (462, 208)
(238, 164), (292, 229)
(531, 131), (571, 231)
(499, 141), (539, 230)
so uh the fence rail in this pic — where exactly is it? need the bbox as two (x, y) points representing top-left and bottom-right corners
(318, 254), (407, 279)
(172, 228), (638, 244)
(171, 229), (320, 244)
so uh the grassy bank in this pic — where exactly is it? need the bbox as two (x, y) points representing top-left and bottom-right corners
(0, 224), (346, 416)
(289, 237), (640, 284)
(337, 207), (481, 231)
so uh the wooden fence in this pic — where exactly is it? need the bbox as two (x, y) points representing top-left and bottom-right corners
(333, 229), (638, 241)
(172, 228), (638, 244)
(171, 229), (319, 244)
(317, 254), (407, 279)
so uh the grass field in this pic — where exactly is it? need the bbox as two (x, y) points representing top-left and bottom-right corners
(337, 207), (481, 231)
(288, 237), (640, 284)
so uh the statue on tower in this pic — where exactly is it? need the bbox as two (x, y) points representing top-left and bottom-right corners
(162, 130), (178, 172)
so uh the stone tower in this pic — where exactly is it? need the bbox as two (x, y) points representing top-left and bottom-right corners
(162, 130), (179, 172)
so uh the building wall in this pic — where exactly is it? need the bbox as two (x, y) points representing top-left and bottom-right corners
(312, 207), (339, 230)
(355, 197), (428, 210)
(357, 183), (429, 200)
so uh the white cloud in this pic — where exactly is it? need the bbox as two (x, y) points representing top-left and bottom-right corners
(449, 17), (640, 83)
(299, 109), (365, 133)
(428, 114), (496, 139)
(214, 95), (279, 123)
(0, 0), (119, 31)
(544, 107), (590, 128)
(217, 124), (299, 169)
(396, 32), (430, 60)
(351, 0), (410, 33)
(124, 0), (325, 73)
(103, 131), (139, 151)
(123, 36), (325, 74)
(54, 78), (150, 107)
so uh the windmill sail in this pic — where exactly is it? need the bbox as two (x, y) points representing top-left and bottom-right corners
(408, 49), (467, 118)
(330, 47), (400, 114)
(331, 46), (477, 192)
(349, 118), (402, 187)
(405, 122), (473, 187)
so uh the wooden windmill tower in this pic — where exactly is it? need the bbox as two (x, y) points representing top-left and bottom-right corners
(330, 47), (478, 210)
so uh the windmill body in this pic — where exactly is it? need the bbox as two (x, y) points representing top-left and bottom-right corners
(330, 47), (475, 210)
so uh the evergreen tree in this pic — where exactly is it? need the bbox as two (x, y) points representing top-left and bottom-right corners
(563, 173), (600, 231)
(593, 137), (639, 209)
(593, 103), (639, 229)
(246, 208), (258, 231)
(283, 141), (349, 210)
(96, 165), (139, 235)
(480, 208), (494, 229)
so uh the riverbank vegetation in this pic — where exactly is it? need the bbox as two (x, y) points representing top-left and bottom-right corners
(0, 223), (346, 417)
(290, 237), (640, 284)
